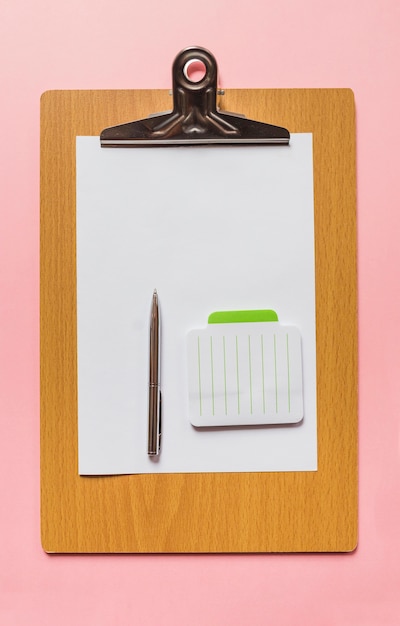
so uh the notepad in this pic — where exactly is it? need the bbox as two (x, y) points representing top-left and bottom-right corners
(187, 311), (303, 427)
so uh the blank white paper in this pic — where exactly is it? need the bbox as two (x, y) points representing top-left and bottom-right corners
(76, 134), (317, 475)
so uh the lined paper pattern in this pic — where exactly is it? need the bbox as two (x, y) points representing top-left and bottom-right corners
(187, 322), (303, 427)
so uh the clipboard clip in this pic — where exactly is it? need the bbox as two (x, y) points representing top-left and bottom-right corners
(100, 47), (290, 147)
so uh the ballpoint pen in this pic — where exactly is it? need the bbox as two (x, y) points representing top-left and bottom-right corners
(148, 289), (161, 456)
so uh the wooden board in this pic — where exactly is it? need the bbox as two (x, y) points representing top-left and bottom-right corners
(40, 88), (357, 552)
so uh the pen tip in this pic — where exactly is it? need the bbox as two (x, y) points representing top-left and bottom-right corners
(153, 288), (157, 295)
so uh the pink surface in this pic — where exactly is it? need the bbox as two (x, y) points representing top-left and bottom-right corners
(1, 0), (400, 623)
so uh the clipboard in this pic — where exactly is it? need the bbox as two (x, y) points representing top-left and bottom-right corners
(40, 47), (357, 553)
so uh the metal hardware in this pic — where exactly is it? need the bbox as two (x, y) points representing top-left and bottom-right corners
(100, 47), (290, 147)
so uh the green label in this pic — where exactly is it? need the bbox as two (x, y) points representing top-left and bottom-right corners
(208, 310), (279, 324)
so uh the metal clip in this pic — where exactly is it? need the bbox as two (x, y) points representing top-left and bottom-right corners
(100, 47), (290, 147)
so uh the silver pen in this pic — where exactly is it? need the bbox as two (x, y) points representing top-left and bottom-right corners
(148, 289), (161, 456)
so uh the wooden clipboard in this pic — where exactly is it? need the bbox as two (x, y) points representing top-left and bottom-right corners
(40, 84), (357, 553)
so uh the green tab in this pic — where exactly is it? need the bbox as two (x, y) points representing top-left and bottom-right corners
(208, 310), (279, 324)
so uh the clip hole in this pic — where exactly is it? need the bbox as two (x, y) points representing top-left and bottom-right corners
(183, 59), (207, 83)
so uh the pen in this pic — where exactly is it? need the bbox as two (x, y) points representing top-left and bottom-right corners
(148, 289), (161, 456)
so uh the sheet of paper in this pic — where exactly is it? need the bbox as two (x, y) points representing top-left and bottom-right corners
(187, 321), (303, 427)
(76, 134), (317, 474)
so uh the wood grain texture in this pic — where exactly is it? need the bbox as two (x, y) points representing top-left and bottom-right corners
(40, 88), (357, 553)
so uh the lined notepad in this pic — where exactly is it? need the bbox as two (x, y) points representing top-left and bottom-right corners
(187, 319), (303, 427)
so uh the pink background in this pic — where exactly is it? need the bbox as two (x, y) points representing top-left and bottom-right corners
(1, 0), (400, 623)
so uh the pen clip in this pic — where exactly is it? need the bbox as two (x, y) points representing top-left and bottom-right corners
(158, 390), (162, 452)
(148, 384), (161, 456)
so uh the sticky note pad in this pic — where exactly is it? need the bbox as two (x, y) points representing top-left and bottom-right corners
(187, 311), (304, 427)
